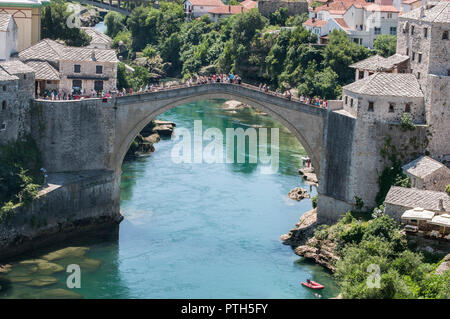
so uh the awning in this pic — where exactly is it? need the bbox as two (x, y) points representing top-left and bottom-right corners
(428, 214), (450, 227)
(67, 75), (109, 81)
(401, 207), (435, 221)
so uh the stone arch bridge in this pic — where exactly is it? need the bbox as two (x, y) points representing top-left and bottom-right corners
(31, 83), (359, 225)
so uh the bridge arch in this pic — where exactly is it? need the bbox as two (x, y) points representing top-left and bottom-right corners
(113, 84), (327, 176)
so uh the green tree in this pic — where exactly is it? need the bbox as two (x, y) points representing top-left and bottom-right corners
(323, 29), (371, 84)
(40, 0), (91, 47)
(104, 11), (126, 38)
(373, 34), (397, 58)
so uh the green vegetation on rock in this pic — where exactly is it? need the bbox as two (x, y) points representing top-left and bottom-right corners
(316, 212), (449, 298)
(0, 135), (43, 222)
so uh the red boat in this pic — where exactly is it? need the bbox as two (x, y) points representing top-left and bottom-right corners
(301, 280), (324, 290)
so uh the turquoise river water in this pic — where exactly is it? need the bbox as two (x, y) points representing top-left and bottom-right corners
(0, 100), (339, 299)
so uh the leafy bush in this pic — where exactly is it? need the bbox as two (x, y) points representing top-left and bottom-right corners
(314, 224), (329, 240)
(333, 213), (449, 299)
(0, 135), (43, 215)
(375, 154), (411, 206)
(400, 113), (415, 131)
(41, 0), (91, 47)
(311, 195), (318, 208)
(446, 185), (450, 195)
(354, 196), (364, 211)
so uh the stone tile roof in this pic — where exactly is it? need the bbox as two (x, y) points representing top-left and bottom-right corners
(343, 73), (424, 97)
(350, 54), (386, 70)
(0, 60), (35, 75)
(19, 38), (118, 63)
(385, 186), (450, 211)
(0, 68), (18, 81)
(0, 13), (13, 32)
(402, 155), (448, 178)
(19, 39), (64, 63)
(24, 60), (60, 81)
(400, 1), (450, 23)
(303, 18), (328, 27)
(81, 27), (112, 47)
(350, 54), (410, 71)
(382, 53), (410, 69)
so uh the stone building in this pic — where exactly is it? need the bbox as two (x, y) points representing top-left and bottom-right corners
(306, 0), (400, 48)
(402, 155), (450, 192)
(0, 13), (18, 61)
(317, 2), (449, 214)
(18, 39), (118, 96)
(81, 27), (113, 49)
(0, 60), (34, 144)
(384, 186), (450, 222)
(349, 53), (410, 81)
(0, 0), (49, 51)
(341, 73), (425, 123)
(183, 0), (225, 18)
(396, 1), (450, 163)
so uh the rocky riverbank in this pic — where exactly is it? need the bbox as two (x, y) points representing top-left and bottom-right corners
(299, 167), (318, 187)
(280, 209), (338, 271)
(221, 100), (268, 116)
(125, 120), (176, 159)
(67, 2), (107, 27)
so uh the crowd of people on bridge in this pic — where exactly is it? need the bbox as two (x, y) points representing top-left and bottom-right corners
(36, 73), (329, 109)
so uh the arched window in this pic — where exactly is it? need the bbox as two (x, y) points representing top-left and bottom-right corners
(1, 101), (6, 110)
(2, 85), (6, 91)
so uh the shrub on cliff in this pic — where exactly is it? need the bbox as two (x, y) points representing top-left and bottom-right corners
(446, 185), (450, 195)
(0, 135), (43, 214)
(375, 154), (411, 206)
(400, 113), (415, 131)
(311, 195), (318, 208)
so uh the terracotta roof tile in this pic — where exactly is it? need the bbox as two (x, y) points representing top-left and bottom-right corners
(241, 0), (257, 9)
(334, 17), (349, 30)
(188, 0), (224, 6)
(209, 5), (247, 14)
(303, 18), (327, 27)
(365, 4), (400, 12)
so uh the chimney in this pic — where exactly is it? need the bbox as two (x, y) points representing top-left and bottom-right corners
(420, 6), (425, 17)
(229, 5), (231, 12)
(241, 6), (243, 13)
(439, 198), (444, 211)
(312, 17), (315, 23)
(91, 51), (96, 61)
